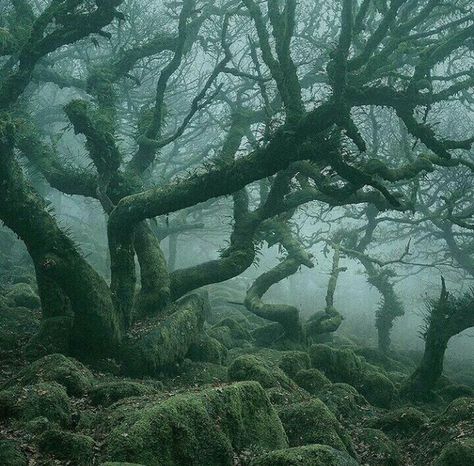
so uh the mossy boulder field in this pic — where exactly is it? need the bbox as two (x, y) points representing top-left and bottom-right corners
(1, 0), (474, 465)
(2, 298), (473, 465)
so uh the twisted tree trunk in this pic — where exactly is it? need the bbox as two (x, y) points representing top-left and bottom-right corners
(0, 127), (122, 360)
(402, 278), (474, 400)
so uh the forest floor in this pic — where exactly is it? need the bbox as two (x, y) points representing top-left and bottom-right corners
(1, 283), (474, 465)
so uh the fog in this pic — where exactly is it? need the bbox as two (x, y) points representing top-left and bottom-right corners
(1, 1), (474, 464)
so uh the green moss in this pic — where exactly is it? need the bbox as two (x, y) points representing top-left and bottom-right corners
(186, 333), (227, 364)
(90, 381), (158, 407)
(353, 428), (402, 466)
(100, 463), (146, 466)
(0, 440), (27, 466)
(104, 381), (288, 466)
(37, 429), (94, 465)
(218, 318), (251, 338)
(24, 416), (58, 434)
(437, 383), (474, 402)
(4, 353), (94, 396)
(252, 322), (285, 347)
(250, 444), (359, 466)
(25, 316), (73, 356)
(278, 399), (354, 454)
(358, 370), (395, 408)
(121, 294), (205, 376)
(434, 439), (474, 466)
(354, 347), (410, 374)
(6, 282), (40, 309)
(309, 344), (396, 408)
(208, 318), (253, 349)
(294, 369), (331, 395)
(265, 385), (310, 406)
(228, 355), (291, 388)
(309, 344), (363, 386)
(168, 360), (228, 387)
(318, 383), (372, 421)
(278, 351), (311, 379)
(369, 407), (428, 436)
(0, 306), (39, 351)
(411, 398), (474, 464)
(0, 381), (71, 425)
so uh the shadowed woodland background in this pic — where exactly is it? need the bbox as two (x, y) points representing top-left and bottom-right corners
(1, 0), (474, 465)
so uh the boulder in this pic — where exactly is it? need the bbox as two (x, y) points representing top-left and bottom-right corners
(104, 381), (288, 466)
(186, 333), (227, 364)
(250, 444), (359, 466)
(6, 283), (40, 309)
(0, 381), (71, 425)
(277, 399), (354, 455)
(433, 439), (474, 466)
(352, 428), (402, 466)
(37, 429), (94, 465)
(368, 407), (428, 437)
(3, 353), (94, 396)
(278, 351), (311, 379)
(411, 398), (474, 464)
(293, 368), (330, 395)
(0, 306), (40, 351)
(90, 381), (158, 407)
(318, 383), (372, 421)
(0, 440), (27, 466)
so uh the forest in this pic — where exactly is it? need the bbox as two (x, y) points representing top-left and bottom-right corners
(0, 0), (474, 464)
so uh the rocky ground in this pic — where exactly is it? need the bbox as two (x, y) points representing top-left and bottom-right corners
(1, 280), (474, 465)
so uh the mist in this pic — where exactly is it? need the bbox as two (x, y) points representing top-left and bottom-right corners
(1, 1), (474, 465)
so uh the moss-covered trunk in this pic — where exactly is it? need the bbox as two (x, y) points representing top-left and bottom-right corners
(402, 332), (448, 400)
(0, 130), (122, 360)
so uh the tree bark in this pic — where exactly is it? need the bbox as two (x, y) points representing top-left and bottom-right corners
(0, 131), (122, 360)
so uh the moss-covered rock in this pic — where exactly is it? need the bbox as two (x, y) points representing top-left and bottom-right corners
(433, 438), (474, 466)
(318, 383), (372, 421)
(90, 381), (158, 407)
(265, 385), (310, 406)
(277, 399), (354, 455)
(278, 351), (311, 379)
(37, 429), (94, 465)
(437, 383), (474, 402)
(208, 318), (253, 349)
(352, 428), (401, 466)
(104, 381), (288, 466)
(24, 415), (58, 434)
(0, 381), (71, 425)
(215, 317), (252, 340)
(250, 444), (359, 466)
(167, 360), (228, 387)
(121, 294), (206, 376)
(25, 316), (73, 356)
(309, 344), (395, 408)
(252, 322), (286, 347)
(294, 368), (330, 395)
(3, 353), (94, 396)
(357, 370), (395, 409)
(186, 333), (227, 364)
(411, 397), (474, 464)
(309, 344), (363, 386)
(228, 355), (277, 388)
(6, 283), (40, 309)
(354, 347), (410, 374)
(100, 463), (145, 466)
(0, 306), (40, 351)
(368, 407), (428, 437)
(0, 440), (27, 466)
(228, 354), (294, 389)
